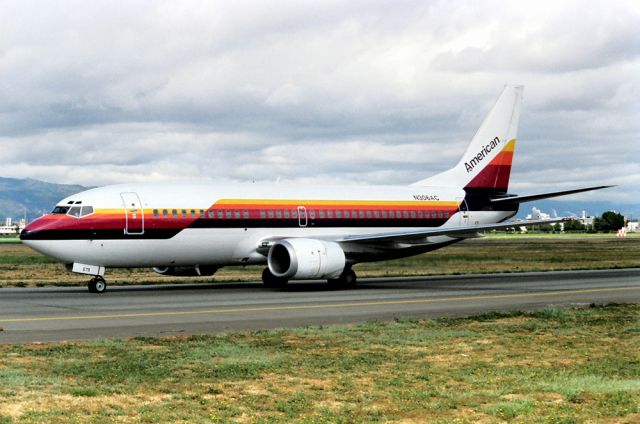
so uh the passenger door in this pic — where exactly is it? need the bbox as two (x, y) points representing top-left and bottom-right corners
(121, 192), (144, 235)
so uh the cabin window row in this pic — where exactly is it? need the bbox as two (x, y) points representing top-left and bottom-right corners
(151, 208), (450, 220)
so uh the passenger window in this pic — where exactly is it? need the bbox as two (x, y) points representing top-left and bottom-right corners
(208, 210), (214, 218)
(418, 211), (423, 219)
(260, 210), (266, 219)
(410, 211), (416, 219)
(319, 210), (325, 219)
(68, 206), (81, 217)
(291, 209), (298, 219)
(344, 211), (350, 219)
(172, 209), (178, 217)
(389, 211), (395, 218)
(234, 210), (241, 219)
(181, 210), (187, 218)
(444, 211), (449, 219)
(163, 209), (168, 217)
(80, 206), (94, 217)
(225, 210), (232, 219)
(153, 209), (159, 217)
(276, 210), (282, 219)
(309, 210), (316, 219)
(284, 210), (290, 219)
(190, 209), (196, 218)
(382, 210), (387, 218)
(335, 210), (342, 218)
(438, 211), (443, 219)
(327, 210), (333, 219)
(374, 211), (379, 218)
(243, 210), (249, 219)
(366, 211), (372, 218)
(268, 210), (274, 218)
(217, 210), (224, 219)
(403, 211), (409, 219)
(199, 209), (205, 218)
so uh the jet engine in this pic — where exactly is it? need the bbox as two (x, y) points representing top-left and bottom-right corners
(152, 265), (218, 277)
(267, 238), (345, 280)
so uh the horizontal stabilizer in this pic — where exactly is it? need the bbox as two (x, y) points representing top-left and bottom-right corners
(490, 185), (614, 205)
(339, 217), (572, 244)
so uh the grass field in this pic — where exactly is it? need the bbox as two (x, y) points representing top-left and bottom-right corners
(2, 236), (640, 422)
(1, 236), (639, 288)
(1, 304), (639, 422)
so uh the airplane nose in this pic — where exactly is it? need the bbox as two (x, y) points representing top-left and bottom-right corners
(19, 228), (38, 241)
(19, 216), (61, 241)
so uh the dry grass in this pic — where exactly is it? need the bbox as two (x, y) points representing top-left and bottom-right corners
(0, 304), (639, 422)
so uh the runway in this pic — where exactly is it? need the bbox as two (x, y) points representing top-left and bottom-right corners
(1, 268), (639, 344)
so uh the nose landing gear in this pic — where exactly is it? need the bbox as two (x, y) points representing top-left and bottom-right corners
(88, 276), (107, 293)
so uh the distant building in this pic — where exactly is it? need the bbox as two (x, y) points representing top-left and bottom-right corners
(0, 218), (26, 235)
(627, 220), (639, 233)
(525, 207), (563, 231)
(577, 210), (595, 231)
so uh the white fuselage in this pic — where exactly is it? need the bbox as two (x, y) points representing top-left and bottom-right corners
(22, 182), (514, 268)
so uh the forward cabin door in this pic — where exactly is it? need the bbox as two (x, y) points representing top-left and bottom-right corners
(121, 192), (144, 235)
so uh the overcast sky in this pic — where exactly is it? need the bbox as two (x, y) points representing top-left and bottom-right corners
(1, 0), (638, 207)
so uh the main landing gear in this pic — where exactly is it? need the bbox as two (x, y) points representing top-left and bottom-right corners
(261, 267), (358, 289)
(328, 268), (357, 289)
(88, 276), (107, 294)
(261, 268), (289, 288)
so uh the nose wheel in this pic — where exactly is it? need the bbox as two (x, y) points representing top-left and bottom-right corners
(88, 276), (107, 293)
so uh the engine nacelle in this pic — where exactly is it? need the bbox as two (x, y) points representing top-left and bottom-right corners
(268, 238), (346, 280)
(152, 265), (218, 277)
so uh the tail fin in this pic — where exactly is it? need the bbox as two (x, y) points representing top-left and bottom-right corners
(411, 85), (523, 194)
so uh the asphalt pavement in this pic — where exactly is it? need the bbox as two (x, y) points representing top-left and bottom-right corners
(1, 268), (639, 344)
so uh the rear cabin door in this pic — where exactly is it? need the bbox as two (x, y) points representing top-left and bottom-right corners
(121, 192), (144, 235)
(456, 197), (469, 226)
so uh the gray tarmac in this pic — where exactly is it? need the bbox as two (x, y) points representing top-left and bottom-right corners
(1, 268), (639, 344)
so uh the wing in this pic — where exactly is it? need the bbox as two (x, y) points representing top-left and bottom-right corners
(337, 217), (570, 244)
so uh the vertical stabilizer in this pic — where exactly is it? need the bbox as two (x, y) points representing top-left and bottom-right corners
(411, 85), (523, 194)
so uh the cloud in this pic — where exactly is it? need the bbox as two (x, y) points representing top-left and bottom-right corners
(0, 0), (638, 209)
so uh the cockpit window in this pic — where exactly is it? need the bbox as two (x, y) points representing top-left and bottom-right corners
(52, 206), (70, 214)
(68, 206), (82, 217)
(80, 206), (94, 217)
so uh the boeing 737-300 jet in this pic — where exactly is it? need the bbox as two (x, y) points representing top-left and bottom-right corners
(20, 86), (610, 293)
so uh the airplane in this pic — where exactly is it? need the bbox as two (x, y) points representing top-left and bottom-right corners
(20, 85), (610, 293)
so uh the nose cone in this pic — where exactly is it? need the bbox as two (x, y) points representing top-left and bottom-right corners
(20, 219), (45, 241)
(20, 215), (71, 241)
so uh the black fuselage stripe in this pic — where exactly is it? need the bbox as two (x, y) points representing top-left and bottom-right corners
(21, 218), (450, 240)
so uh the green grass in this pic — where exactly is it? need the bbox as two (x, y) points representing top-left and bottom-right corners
(1, 304), (639, 422)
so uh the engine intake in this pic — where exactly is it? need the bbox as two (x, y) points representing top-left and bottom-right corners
(268, 238), (345, 280)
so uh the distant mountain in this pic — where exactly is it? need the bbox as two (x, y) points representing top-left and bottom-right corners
(0, 177), (88, 221)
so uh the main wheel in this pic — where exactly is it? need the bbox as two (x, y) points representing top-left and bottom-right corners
(261, 268), (288, 288)
(328, 268), (357, 289)
(88, 276), (107, 294)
